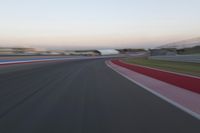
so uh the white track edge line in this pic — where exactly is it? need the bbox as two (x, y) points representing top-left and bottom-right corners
(0, 56), (120, 65)
(0, 58), (79, 65)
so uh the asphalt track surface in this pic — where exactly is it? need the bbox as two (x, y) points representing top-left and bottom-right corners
(0, 59), (199, 133)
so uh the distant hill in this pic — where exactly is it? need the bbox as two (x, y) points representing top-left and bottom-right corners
(158, 37), (200, 49)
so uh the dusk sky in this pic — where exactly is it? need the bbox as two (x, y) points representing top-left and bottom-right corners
(0, 0), (200, 50)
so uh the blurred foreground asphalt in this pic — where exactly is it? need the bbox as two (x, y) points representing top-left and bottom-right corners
(0, 59), (199, 133)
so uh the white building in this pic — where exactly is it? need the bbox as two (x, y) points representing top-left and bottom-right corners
(97, 49), (119, 55)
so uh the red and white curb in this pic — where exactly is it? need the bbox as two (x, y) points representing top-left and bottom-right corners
(111, 60), (200, 94)
(0, 56), (122, 66)
(106, 60), (200, 120)
(0, 57), (85, 66)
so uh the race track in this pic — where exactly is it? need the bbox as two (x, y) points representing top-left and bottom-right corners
(0, 59), (199, 133)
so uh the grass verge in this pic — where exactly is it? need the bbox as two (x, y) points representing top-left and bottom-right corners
(124, 58), (200, 77)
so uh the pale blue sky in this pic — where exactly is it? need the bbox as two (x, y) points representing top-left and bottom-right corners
(0, 0), (200, 49)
